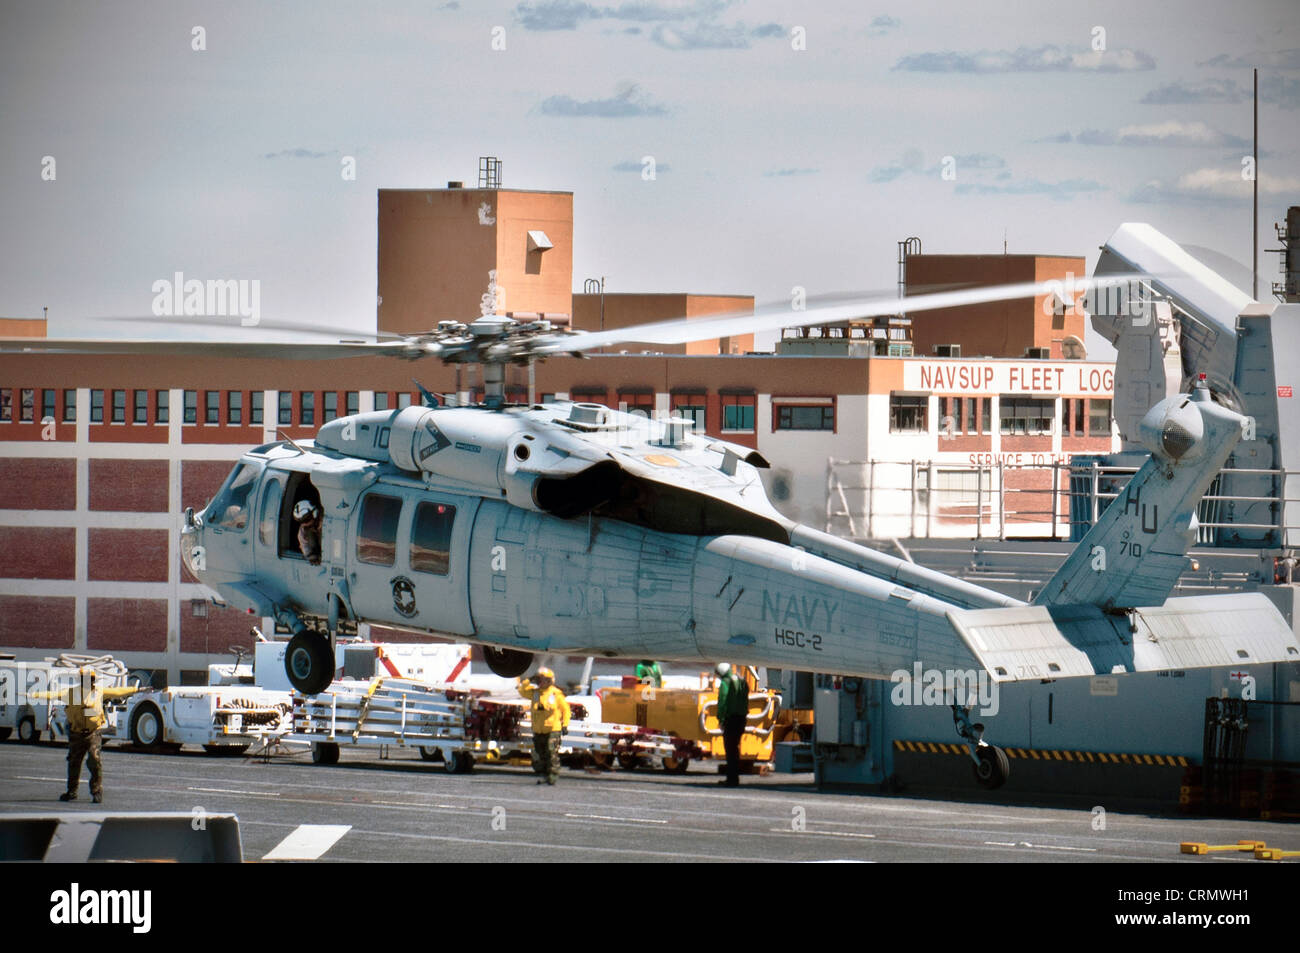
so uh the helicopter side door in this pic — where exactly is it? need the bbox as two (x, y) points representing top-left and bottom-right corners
(346, 486), (476, 636)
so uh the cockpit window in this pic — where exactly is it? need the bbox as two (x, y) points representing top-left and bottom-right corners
(208, 463), (259, 531)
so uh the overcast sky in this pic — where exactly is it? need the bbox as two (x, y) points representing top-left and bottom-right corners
(1, 0), (1297, 346)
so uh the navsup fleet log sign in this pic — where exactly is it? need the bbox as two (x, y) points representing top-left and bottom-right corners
(904, 361), (1115, 395)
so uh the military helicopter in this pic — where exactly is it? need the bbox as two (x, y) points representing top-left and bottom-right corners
(11, 277), (1300, 789)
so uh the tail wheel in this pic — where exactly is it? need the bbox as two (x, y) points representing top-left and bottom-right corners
(129, 703), (164, 749)
(311, 742), (340, 765)
(286, 632), (334, 695)
(973, 745), (1010, 790)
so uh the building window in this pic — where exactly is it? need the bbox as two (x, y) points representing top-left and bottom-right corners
(300, 391), (315, 426)
(964, 397), (977, 434)
(396, 392), (412, 409)
(250, 391), (263, 425)
(374, 391), (390, 411)
(323, 391), (338, 423)
(183, 390), (197, 424)
(62, 389), (76, 423)
(411, 502), (456, 575)
(357, 493), (402, 567)
(111, 390), (126, 423)
(618, 391), (655, 418)
(228, 390), (242, 426)
(673, 401), (706, 432)
(278, 392), (292, 425)
(999, 397), (1054, 436)
(775, 403), (835, 431)
(20, 388), (34, 422)
(205, 390), (220, 424)
(0, 389), (11, 422)
(889, 394), (928, 433)
(41, 389), (56, 422)
(721, 394), (756, 432)
(1089, 399), (1112, 437)
(133, 389), (148, 424)
(91, 389), (104, 423)
(155, 390), (169, 424)
(345, 391), (359, 416)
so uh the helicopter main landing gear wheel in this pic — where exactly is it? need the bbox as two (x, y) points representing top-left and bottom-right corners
(972, 744), (1010, 790)
(482, 646), (532, 678)
(285, 632), (334, 695)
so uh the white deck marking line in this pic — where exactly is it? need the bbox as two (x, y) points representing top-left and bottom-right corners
(188, 786), (280, 797)
(983, 840), (1098, 852)
(768, 828), (876, 838)
(565, 813), (669, 824)
(15, 776), (62, 782)
(263, 824), (352, 861)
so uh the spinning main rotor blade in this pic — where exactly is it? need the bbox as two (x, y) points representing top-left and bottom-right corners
(0, 338), (431, 360)
(532, 275), (1140, 355)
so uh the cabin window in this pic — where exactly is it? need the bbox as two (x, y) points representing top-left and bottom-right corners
(258, 478), (282, 547)
(411, 502), (455, 575)
(357, 493), (402, 567)
(208, 463), (258, 531)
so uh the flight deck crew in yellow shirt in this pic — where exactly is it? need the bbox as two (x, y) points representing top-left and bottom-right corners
(32, 667), (141, 803)
(520, 667), (570, 785)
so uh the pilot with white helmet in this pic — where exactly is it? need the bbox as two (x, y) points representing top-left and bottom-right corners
(294, 499), (323, 565)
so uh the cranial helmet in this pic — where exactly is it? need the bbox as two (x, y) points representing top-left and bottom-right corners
(293, 500), (318, 521)
(537, 667), (555, 680)
(715, 662), (731, 676)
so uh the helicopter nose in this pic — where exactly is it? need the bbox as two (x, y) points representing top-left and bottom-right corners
(181, 517), (207, 577)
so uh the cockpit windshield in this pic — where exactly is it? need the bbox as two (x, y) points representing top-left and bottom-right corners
(206, 462), (261, 531)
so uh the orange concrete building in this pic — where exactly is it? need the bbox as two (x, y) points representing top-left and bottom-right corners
(377, 187), (575, 334)
(571, 293), (754, 354)
(904, 254), (1088, 360)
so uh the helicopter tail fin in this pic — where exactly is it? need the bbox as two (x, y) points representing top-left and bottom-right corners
(1033, 382), (1243, 610)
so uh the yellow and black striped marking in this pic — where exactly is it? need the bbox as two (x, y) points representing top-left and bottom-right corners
(892, 740), (1189, 767)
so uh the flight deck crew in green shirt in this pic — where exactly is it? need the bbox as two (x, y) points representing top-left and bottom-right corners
(635, 660), (663, 688)
(715, 662), (749, 787)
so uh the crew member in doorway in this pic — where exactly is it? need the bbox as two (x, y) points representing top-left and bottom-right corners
(635, 659), (663, 688)
(715, 663), (749, 788)
(294, 500), (322, 565)
(32, 667), (141, 803)
(520, 667), (570, 785)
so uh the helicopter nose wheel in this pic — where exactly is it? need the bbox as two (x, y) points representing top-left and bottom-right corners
(286, 632), (334, 695)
